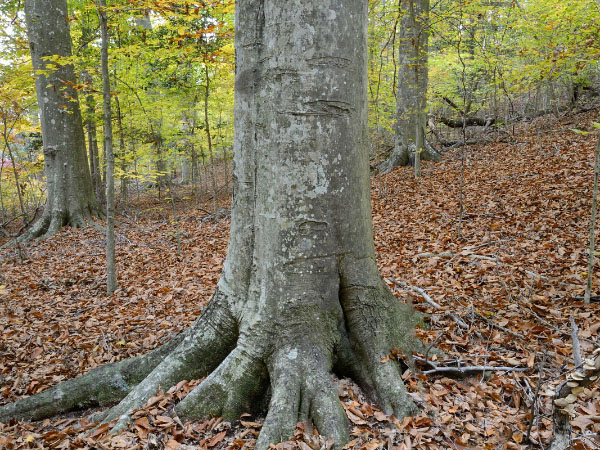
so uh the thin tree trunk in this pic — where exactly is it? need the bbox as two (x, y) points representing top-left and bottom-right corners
(166, 177), (181, 256)
(80, 15), (104, 207)
(155, 138), (165, 200)
(191, 142), (198, 199)
(85, 94), (105, 205)
(188, 103), (199, 202)
(201, 147), (208, 202)
(584, 134), (600, 304)
(457, 5), (469, 241)
(410, 0), (429, 179)
(99, 0), (117, 295)
(0, 148), (6, 222)
(128, 106), (138, 204)
(218, 108), (229, 191)
(203, 65), (218, 215)
(2, 119), (27, 221)
(115, 95), (127, 207)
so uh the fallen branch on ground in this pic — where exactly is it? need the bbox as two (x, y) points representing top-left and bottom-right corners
(525, 352), (548, 445)
(572, 294), (600, 302)
(423, 365), (529, 376)
(437, 116), (496, 129)
(413, 356), (529, 377)
(388, 278), (442, 309)
(415, 251), (454, 259)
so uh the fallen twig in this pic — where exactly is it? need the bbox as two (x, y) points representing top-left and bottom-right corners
(518, 303), (598, 346)
(448, 312), (469, 329)
(525, 269), (578, 288)
(572, 294), (600, 302)
(424, 332), (444, 363)
(526, 351), (548, 445)
(389, 278), (442, 309)
(471, 309), (525, 340)
(422, 366), (529, 376)
(570, 317), (582, 367)
(413, 356), (530, 377)
(461, 239), (507, 252)
(415, 251), (454, 259)
(469, 254), (497, 262)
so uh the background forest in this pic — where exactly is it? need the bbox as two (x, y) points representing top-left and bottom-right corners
(0, 0), (598, 220)
(1, 0), (600, 449)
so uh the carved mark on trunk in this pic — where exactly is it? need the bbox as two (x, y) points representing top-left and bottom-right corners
(279, 100), (353, 118)
(298, 220), (328, 235)
(307, 56), (353, 69)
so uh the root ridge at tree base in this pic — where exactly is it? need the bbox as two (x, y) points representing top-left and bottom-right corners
(0, 279), (424, 449)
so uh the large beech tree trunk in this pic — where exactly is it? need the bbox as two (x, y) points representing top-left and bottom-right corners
(22, 0), (100, 240)
(381, 0), (440, 172)
(0, 2), (423, 447)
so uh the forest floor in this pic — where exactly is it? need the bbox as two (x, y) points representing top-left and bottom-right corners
(1, 109), (600, 449)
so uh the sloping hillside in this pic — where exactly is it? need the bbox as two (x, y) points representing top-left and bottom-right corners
(1, 110), (599, 449)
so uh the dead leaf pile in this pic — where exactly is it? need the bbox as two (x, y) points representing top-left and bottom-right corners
(1, 109), (599, 449)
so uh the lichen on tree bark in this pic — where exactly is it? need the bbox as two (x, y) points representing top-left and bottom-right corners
(1, 1), (423, 448)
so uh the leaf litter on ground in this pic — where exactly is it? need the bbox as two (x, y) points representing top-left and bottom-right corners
(1, 109), (599, 449)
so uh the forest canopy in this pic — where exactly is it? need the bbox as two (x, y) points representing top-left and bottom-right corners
(0, 0), (598, 218)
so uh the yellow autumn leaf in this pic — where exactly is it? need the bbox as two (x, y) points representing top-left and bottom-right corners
(512, 431), (523, 444)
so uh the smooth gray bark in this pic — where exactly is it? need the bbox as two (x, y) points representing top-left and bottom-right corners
(99, 0), (117, 294)
(22, 0), (100, 240)
(80, 16), (105, 206)
(1, 2), (423, 448)
(381, 0), (440, 172)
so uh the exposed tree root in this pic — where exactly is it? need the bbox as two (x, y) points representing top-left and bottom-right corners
(338, 269), (424, 419)
(256, 347), (349, 449)
(87, 290), (237, 430)
(175, 345), (268, 421)
(0, 272), (423, 449)
(379, 141), (442, 173)
(0, 289), (235, 424)
(0, 325), (181, 423)
(4, 203), (105, 247)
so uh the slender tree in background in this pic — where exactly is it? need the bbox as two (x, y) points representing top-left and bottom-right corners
(0, 1), (424, 447)
(1, 118), (27, 221)
(99, 0), (117, 294)
(21, 0), (100, 240)
(381, 0), (440, 172)
(80, 12), (105, 206)
(584, 125), (600, 304)
(203, 64), (218, 216)
(83, 75), (105, 205)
